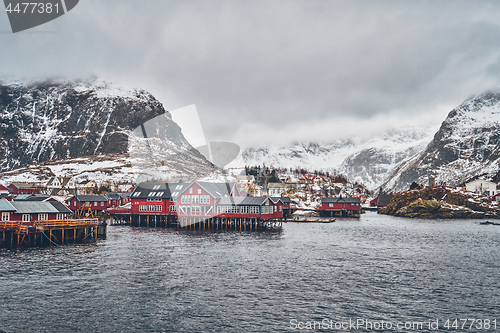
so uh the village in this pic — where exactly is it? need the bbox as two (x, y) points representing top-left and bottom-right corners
(0, 166), (499, 247)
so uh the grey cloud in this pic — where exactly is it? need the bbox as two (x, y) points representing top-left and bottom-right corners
(1, 0), (500, 146)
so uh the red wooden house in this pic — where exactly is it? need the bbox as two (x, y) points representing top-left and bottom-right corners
(66, 195), (110, 211)
(129, 182), (174, 215)
(128, 181), (288, 221)
(171, 181), (239, 217)
(319, 196), (361, 217)
(216, 196), (283, 219)
(0, 184), (9, 194)
(8, 182), (42, 195)
(0, 199), (71, 225)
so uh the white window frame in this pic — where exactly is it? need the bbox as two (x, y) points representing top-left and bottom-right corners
(181, 195), (190, 204)
(2, 212), (9, 221)
(22, 214), (30, 222)
(38, 213), (48, 221)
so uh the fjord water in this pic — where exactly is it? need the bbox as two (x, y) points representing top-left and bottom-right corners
(1, 212), (499, 332)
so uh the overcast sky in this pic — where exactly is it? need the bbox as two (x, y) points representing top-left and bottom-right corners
(1, 0), (500, 148)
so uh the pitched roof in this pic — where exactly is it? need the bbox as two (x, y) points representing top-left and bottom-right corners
(321, 196), (361, 204)
(68, 195), (109, 202)
(217, 196), (268, 206)
(9, 182), (40, 189)
(0, 199), (16, 211)
(105, 193), (123, 200)
(14, 194), (51, 201)
(131, 182), (174, 199)
(377, 194), (393, 207)
(10, 201), (70, 214)
(48, 201), (72, 214)
(195, 182), (236, 198)
(270, 197), (291, 204)
(278, 197), (292, 204)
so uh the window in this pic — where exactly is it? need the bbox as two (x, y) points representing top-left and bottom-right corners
(189, 188), (193, 194)
(2, 212), (9, 221)
(22, 214), (30, 222)
(329, 203), (333, 207)
(192, 195), (199, 203)
(198, 189), (201, 194)
(170, 205), (177, 212)
(94, 202), (98, 207)
(176, 185), (183, 190)
(153, 185), (161, 190)
(279, 206), (282, 212)
(101, 202), (104, 206)
(181, 195), (190, 204)
(200, 195), (210, 204)
(57, 213), (64, 220)
(274, 206), (277, 212)
(148, 192), (156, 197)
(139, 205), (162, 212)
(38, 214), (48, 220)
(262, 206), (273, 215)
(156, 191), (164, 197)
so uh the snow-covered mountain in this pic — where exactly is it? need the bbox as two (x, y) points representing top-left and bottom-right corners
(383, 91), (500, 192)
(227, 125), (436, 190)
(0, 79), (215, 180)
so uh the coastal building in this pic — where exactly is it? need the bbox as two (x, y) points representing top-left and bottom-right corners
(46, 176), (76, 196)
(8, 182), (42, 195)
(0, 199), (71, 224)
(0, 184), (9, 194)
(117, 181), (134, 192)
(66, 195), (110, 211)
(319, 196), (361, 217)
(14, 194), (53, 202)
(267, 183), (296, 196)
(370, 193), (393, 208)
(105, 193), (126, 207)
(78, 180), (97, 194)
(465, 179), (497, 196)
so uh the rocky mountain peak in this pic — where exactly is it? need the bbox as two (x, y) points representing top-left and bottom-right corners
(0, 79), (205, 173)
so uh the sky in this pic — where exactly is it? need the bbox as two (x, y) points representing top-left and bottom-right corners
(1, 0), (500, 148)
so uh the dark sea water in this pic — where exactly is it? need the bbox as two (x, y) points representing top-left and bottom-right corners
(1, 212), (500, 333)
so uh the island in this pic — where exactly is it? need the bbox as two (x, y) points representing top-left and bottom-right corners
(378, 186), (500, 218)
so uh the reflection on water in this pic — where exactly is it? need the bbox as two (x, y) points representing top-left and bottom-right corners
(1, 212), (500, 332)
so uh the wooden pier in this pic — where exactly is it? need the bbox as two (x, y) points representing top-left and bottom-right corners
(109, 213), (282, 231)
(0, 219), (105, 248)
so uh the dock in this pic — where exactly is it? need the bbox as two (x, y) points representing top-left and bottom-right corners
(109, 212), (282, 231)
(0, 219), (105, 248)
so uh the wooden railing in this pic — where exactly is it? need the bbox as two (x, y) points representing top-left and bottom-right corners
(36, 219), (98, 228)
(0, 219), (98, 232)
(0, 221), (20, 230)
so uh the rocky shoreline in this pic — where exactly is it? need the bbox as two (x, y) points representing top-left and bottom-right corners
(378, 186), (500, 218)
